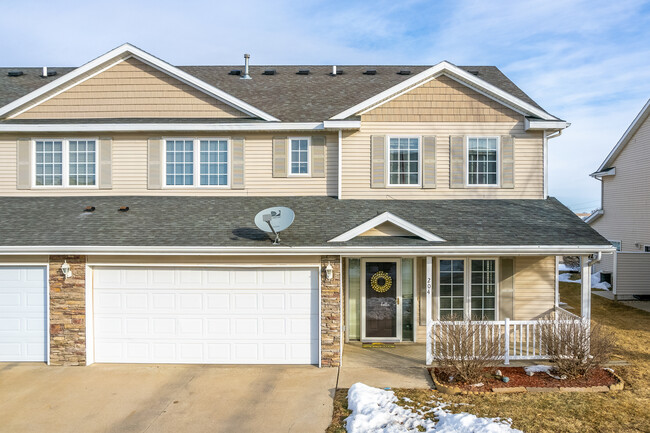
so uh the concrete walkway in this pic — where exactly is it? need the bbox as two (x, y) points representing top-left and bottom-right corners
(0, 363), (337, 433)
(338, 343), (432, 389)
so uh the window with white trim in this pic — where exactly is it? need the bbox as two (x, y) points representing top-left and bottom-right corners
(289, 137), (310, 175)
(609, 240), (621, 251)
(470, 260), (496, 320)
(467, 137), (498, 185)
(199, 139), (228, 186)
(388, 137), (419, 185)
(439, 259), (465, 320)
(439, 258), (498, 321)
(34, 139), (97, 187)
(164, 138), (229, 187)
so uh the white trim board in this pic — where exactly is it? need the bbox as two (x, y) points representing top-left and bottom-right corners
(328, 212), (444, 242)
(0, 244), (615, 255)
(0, 122), (328, 133)
(330, 61), (560, 122)
(0, 43), (279, 122)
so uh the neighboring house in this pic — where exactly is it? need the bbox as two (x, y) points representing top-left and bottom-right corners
(587, 99), (650, 300)
(0, 44), (611, 367)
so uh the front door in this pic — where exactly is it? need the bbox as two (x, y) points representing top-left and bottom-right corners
(361, 259), (401, 341)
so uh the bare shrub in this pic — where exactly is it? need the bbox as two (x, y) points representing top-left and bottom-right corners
(562, 256), (580, 270)
(430, 317), (503, 384)
(540, 317), (614, 379)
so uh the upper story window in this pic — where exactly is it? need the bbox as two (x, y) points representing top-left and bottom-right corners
(164, 138), (229, 187)
(467, 137), (499, 186)
(644, 245), (650, 253)
(289, 137), (310, 175)
(388, 136), (420, 186)
(609, 240), (622, 251)
(34, 139), (96, 187)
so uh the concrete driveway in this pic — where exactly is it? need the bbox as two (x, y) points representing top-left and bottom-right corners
(0, 363), (338, 433)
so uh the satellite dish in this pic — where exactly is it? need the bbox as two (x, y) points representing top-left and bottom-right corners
(254, 207), (295, 245)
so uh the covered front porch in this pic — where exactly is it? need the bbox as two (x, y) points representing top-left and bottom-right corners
(342, 254), (599, 365)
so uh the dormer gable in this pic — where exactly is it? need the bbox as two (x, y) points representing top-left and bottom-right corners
(329, 212), (444, 242)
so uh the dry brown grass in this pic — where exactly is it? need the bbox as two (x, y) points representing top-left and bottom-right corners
(327, 282), (650, 432)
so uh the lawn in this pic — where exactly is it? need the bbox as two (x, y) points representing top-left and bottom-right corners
(327, 281), (650, 433)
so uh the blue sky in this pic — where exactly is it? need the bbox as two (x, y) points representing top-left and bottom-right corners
(2, 0), (650, 211)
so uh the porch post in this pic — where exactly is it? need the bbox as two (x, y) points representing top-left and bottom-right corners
(580, 255), (592, 322)
(426, 256), (433, 365)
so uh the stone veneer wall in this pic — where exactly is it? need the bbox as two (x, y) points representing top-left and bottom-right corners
(320, 255), (341, 367)
(49, 255), (86, 365)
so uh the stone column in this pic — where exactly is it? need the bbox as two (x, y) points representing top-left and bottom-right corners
(49, 255), (86, 366)
(320, 255), (341, 367)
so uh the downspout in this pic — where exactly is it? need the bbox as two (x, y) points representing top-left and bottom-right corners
(543, 128), (564, 199)
(338, 129), (343, 199)
(588, 251), (602, 267)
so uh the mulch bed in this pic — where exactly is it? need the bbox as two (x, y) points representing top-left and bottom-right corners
(433, 367), (617, 392)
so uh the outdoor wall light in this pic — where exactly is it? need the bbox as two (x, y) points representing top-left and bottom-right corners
(60, 260), (72, 279)
(325, 262), (334, 281)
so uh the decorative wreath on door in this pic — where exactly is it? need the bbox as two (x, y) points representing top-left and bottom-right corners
(370, 271), (393, 293)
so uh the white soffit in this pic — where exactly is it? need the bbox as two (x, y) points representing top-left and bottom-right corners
(0, 43), (280, 122)
(330, 61), (559, 121)
(328, 212), (444, 242)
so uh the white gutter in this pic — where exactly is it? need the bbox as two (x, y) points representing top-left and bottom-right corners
(323, 120), (361, 129)
(0, 122), (327, 133)
(0, 245), (615, 256)
(525, 119), (570, 131)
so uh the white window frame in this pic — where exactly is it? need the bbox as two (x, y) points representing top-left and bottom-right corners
(609, 240), (622, 251)
(436, 257), (500, 321)
(386, 135), (422, 187)
(162, 137), (231, 189)
(32, 138), (99, 189)
(288, 136), (311, 177)
(466, 136), (500, 188)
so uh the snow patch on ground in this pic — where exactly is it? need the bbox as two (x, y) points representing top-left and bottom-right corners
(523, 365), (553, 374)
(345, 383), (522, 433)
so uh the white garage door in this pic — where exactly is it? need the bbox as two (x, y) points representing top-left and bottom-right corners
(0, 267), (47, 362)
(93, 267), (319, 364)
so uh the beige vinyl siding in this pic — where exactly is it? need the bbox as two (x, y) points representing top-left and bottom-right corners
(359, 222), (413, 237)
(614, 253), (650, 299)
(341, 123), (544, 199)
(14, 58), (248, 119)
(513, 256), (555, 320)
(362, 75), (521, 123)
(0, 133), (337, 196)
(87, 255), (320, 266)
(590, 114), (650, 253)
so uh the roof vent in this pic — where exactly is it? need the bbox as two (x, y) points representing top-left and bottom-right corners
(397, 70), (411, 75)
(83, 206), (96, 212)
(296, 69), (310, 75)
(262, 69), (276, 75)
(467, 70), (480, 76)
(363, 69), (377, 75)
(7, 71), (23, 77)
(330, 66), (343, 76)
(40, 67), (57, 78)
(241, 53), (251, 80)
(118, 206), (129, 212)
(229, 69), (242, 76)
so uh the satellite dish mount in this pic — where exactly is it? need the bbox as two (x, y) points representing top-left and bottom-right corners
(254, 207), (295, 245)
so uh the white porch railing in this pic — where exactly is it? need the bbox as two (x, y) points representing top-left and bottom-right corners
(427, 310), (585, 365)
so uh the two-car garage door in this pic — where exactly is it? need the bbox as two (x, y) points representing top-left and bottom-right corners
(93, 266), (319, 365)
